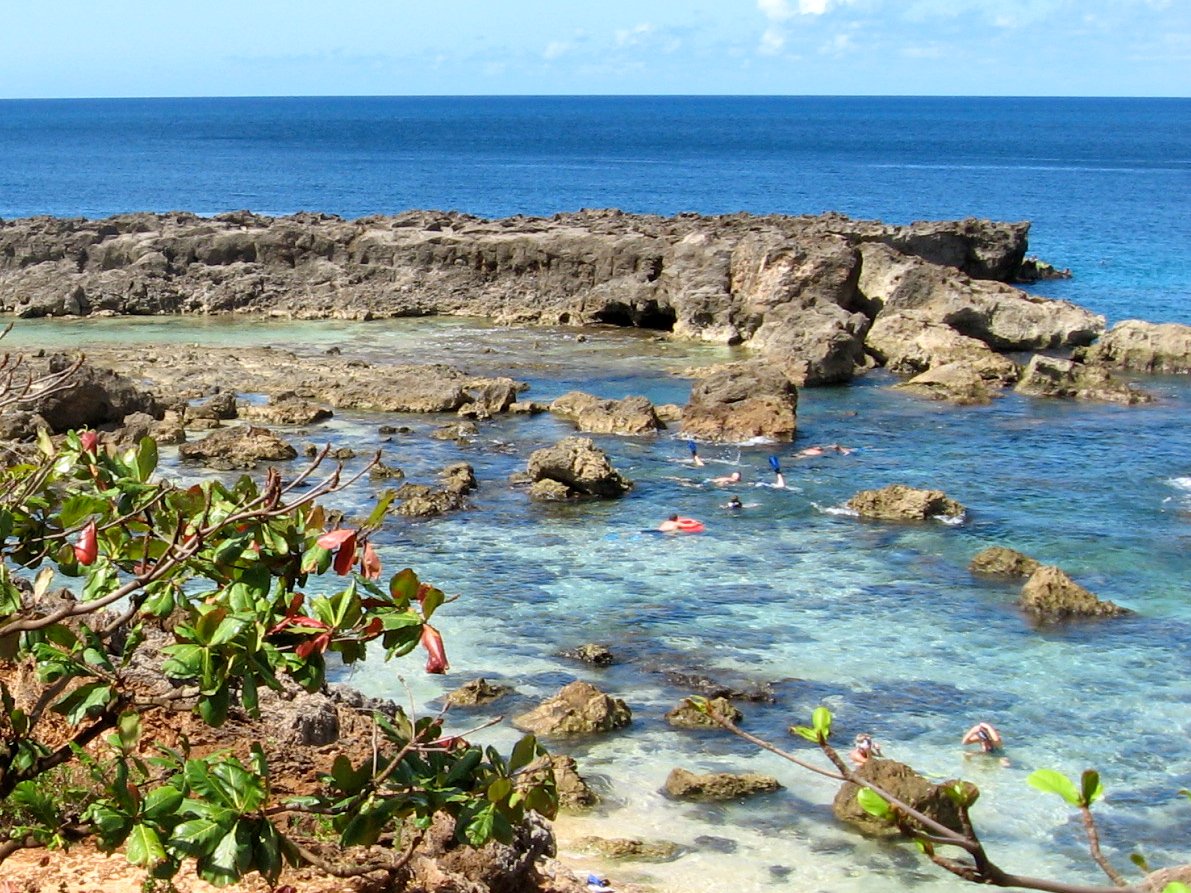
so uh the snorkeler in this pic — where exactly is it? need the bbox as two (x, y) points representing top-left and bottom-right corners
(687, 440), (705, 467)
(709, 470), (743, 485)
(848, 733), (883, 766)
(961, 721), (1003, 753)
(769, 455), (785, 488)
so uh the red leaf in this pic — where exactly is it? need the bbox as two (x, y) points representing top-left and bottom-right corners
(361, 542), (381, 580)
(79, 430), (98, 454)
(317, 528), (356, 550)
(267, 615), (330, 635)
(73, 521), (98, 566)
(295, 631), (331, 659)
(420, 624), (449, 674)
(331, 531), (357, 576)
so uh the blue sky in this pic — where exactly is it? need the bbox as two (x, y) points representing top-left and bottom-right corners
(2, 0), (1187, 98)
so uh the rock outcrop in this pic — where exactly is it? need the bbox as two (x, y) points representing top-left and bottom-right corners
(681, 361), (798, 442)
(512, 681), (632, 737)
(858, 242), (1104, 351)
(894, 362), (1005, 405)
(526, 437), (633, 498)
(0, 210), (1045, 387)
(393, 462), (477, 517)
(865, 310), (1019, 382)
(833, 759), (968, 838)
(663, 768), (782, 801)
(22, 356), (162, 433)
(549, 755), (600, 811)
(1015, 355), (1154, 404)
(969, 546), (1041, 578)
(1078, 320), (1191, 375)
(1019, 565), (1129, 621)
(177, 424), (297, 468)
(549, 391), (664, 436)
(573, 837), (681, 862)
(847, 484), (966, 522)
(238, 393), (333, 425)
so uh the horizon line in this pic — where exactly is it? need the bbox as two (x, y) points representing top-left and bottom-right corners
(2, 92), (1189, 102)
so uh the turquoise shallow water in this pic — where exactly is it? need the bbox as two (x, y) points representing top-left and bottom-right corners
(16, 315), (1188, 892)
(2, 93), (1188, 890)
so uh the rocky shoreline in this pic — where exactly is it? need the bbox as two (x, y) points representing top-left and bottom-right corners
(2, 209), (1187, 418)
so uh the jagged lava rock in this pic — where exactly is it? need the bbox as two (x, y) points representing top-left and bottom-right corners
(526, 436), (633, 498)
(865, 309), (1019, 382)
(969, 546), (1041, 578)
(665, 697), (743, 729)
(549, 391), (664, 435)
(1015, 355), (1154, 404)
(444, 678), (512, 708)
(178, 424), (296, 467)
(1019, 565), (1129, 621)
(681, 361), (798, 442)
(847, 484), (965, 521)
(29, 356), (161, 432)
(1079, 320), (1191, 374)
(833, 759), (968, 838)
(512, 680), (632, 736)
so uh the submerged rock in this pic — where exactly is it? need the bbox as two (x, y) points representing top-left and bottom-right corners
(969, 546), (1041, 578)
(1019, 565), (1129, 621)
(895, 362), (1007, 405)
(512, 681), (632, 737)
(526, 436), (633, 498)
(444, 678), (513, 708)
(561, 643), (616, 666)
(681, 361), (799, 442)
(833, 759), (968, 838)
(665, 697), (742, 729)
(847, 484), (966, 522)
(663, 768), (782, 801)
(573, 836), (682, 862)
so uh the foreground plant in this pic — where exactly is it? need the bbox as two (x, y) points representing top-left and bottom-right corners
(697, 700), (1187, 893)
(0, 420), (555, 886)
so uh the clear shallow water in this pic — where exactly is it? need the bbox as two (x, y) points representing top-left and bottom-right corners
(1, 95), (1189, 891)
(19, 315), (1185, 893)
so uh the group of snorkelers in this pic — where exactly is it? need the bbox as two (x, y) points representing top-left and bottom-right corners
(849, 721), (1005, 767)
(658, 441), (855, 529)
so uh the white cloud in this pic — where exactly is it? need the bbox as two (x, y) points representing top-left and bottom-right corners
(543, 41), (570, 60)
(758, 0), (794, 20)
(759, 0), (850, 17)
(615, 23), (655, 47)
(759, 25), (787, 53)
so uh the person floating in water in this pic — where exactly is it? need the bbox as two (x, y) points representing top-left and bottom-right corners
(687, 440), (705, 467)
(769, 455), (785, 488)
(962, 721), (1003, 753)
(797, 443), (854, 458)
(709, 470), (742, 485)
(725, 495), (743, 510)
(658, 514), (704, 533)
(848, 733), (883, 767)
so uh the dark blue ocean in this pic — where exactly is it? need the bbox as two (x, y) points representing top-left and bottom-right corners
(2, 97), (1189, 892)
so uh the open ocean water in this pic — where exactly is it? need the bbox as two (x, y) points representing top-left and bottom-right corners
(1, 96), (1189, 892)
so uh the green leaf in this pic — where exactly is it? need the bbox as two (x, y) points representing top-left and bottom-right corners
(789, 724), (820, 743)
(364, 490), (396, 529)
(857, 787), (893, 821)
(143, 785), (184, 823)
(87, 804), (132, 844)
(135, 436), (159, 482)
(170, 817), (228, 855)
(508, 735), (539, 774)
(811, 706), (832, 739)
(389, 567), (419, 604)
(1028, 769), (1082, 807)
(1131, 853), (1151, 872)
(118, 711), (142, 751)
(1080, 769), (1104, 806)
(420, 585), (445, 620)
(1162, 884), (1191, 893)
(487, 777), (513, 803)
(126, 824), (168, 868)
(463, 802), (496, 846)
(52, 681), (115, 725)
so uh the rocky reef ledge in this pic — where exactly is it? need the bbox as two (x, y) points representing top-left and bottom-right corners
(0, 209), (1103, 386)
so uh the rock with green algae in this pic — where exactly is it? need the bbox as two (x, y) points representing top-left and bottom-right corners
(833, 758), (969, 839)
(1019, 565), (1129, 621)
(663, 767), (782, 801)
(969, 545), (1041, 578)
